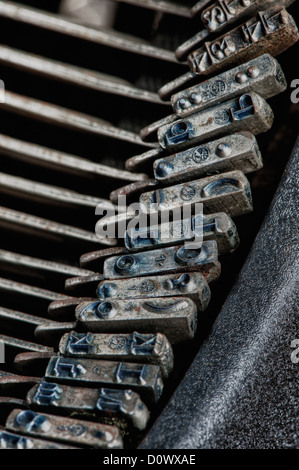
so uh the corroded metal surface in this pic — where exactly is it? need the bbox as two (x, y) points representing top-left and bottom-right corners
(80, 247), (128, 271)
(0, 429), (78, 449)
(110, 179), (157, 205)
(112, 0), (192, 17)
(0, 371), (41, 393)
(13, 352), (54, 374)
(0, 206), (115, 246)
(0, 335), (53, 354)
(48, 297), (95, 321)
(64, 274), (104, 297)
(139, 171), (253, 217)
(140, 114), (177, 143)
(0, 1), (177, 63)
(159, 8), (298, 99)
(0, 134), (147, 182)
(142, 54), (285, 143)
(75, 297), (198, 344)
(0, 277), (72, 302)
(34, 322), (76, 346)
(125, 147), (165, 172)
(6, 408), (123, 449)
(158, 71), (197, 102)
(175, 29), (210, 62)
(188, 8), (299, 75)
(125, 212), (239, 255)
(0, 250), (92, 278)
(201, 0), (295, 33)
(172, 54), (286, 117)
(0, 45), (163, 105)
(44, 356), (163, 404)
(103, 241), (220, 281)
(158, 92), (273, 150)
(176, 1), (296, 60)
(1, 91), (156, 148)
(59, 331), (174, 379)
(0, 307), (50, 329)
(0, 171), (112, 209)
(153, 132), (262, 183)
(97, 272), (211, 311)
(27, 382), (150, 430)
(192, 0), (223, 16)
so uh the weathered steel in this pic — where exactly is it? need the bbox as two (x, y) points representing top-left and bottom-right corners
(27, 382), (150, 430)
(0, 334), (53, 355)
(103, 241), (220, 282)
(139, 171), (253, 217)
(144, 54), (285, 138)
(80, 247), (127, 271)
(1, 91), (156, 148)
(112, 0), (192, 17)
(0, 429), (78, 449)
(0, 277), (73, 304)
(0, 306), (49, 330)
(0, 171), (112, 210)
(0, 206), (115, 246)
(175, 29), (210, 62)
(0, 250), (92, 279)
(188, 9), (299, 75)
(0, 45), (163, 105)
(59, 331), (173, 379)
(158, 92), (273, 151)
(6, 409), (123, 449)
(95, 210), (137, 247)
(0, 397), (28, 415)
(125, 212), (239, 255)
(125, 215), (204, 251)
(125, 147), (165, 172)
(97, 272), (211, 311)
(0, 1), (177, 63)
(140, 114), (177, 143)
(201, 0), (295, 33)
(48, 298), (95, 321)
(13, 352), (54, 374)
(158, 71), (197, 102)
(60, 0), (117, 28)
(172, 55), (286, 117)
(0, 370), (41, 394)
(0, 277), (72, 304)
(199, 212), (239, 254)
(153, 132), (262, 183)
(192, 0), (218, 16)
(160, 8), (298, 99)
(34, 322), (76, 346)
(176, 1), (296, 60)
(0, 134), (147, 182)
(64, 274), (104, 297)
(110, 180), (157, 205)
(75, 297), (198, 344)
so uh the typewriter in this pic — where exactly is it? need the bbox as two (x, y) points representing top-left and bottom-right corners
(0, 0), (298, 450)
